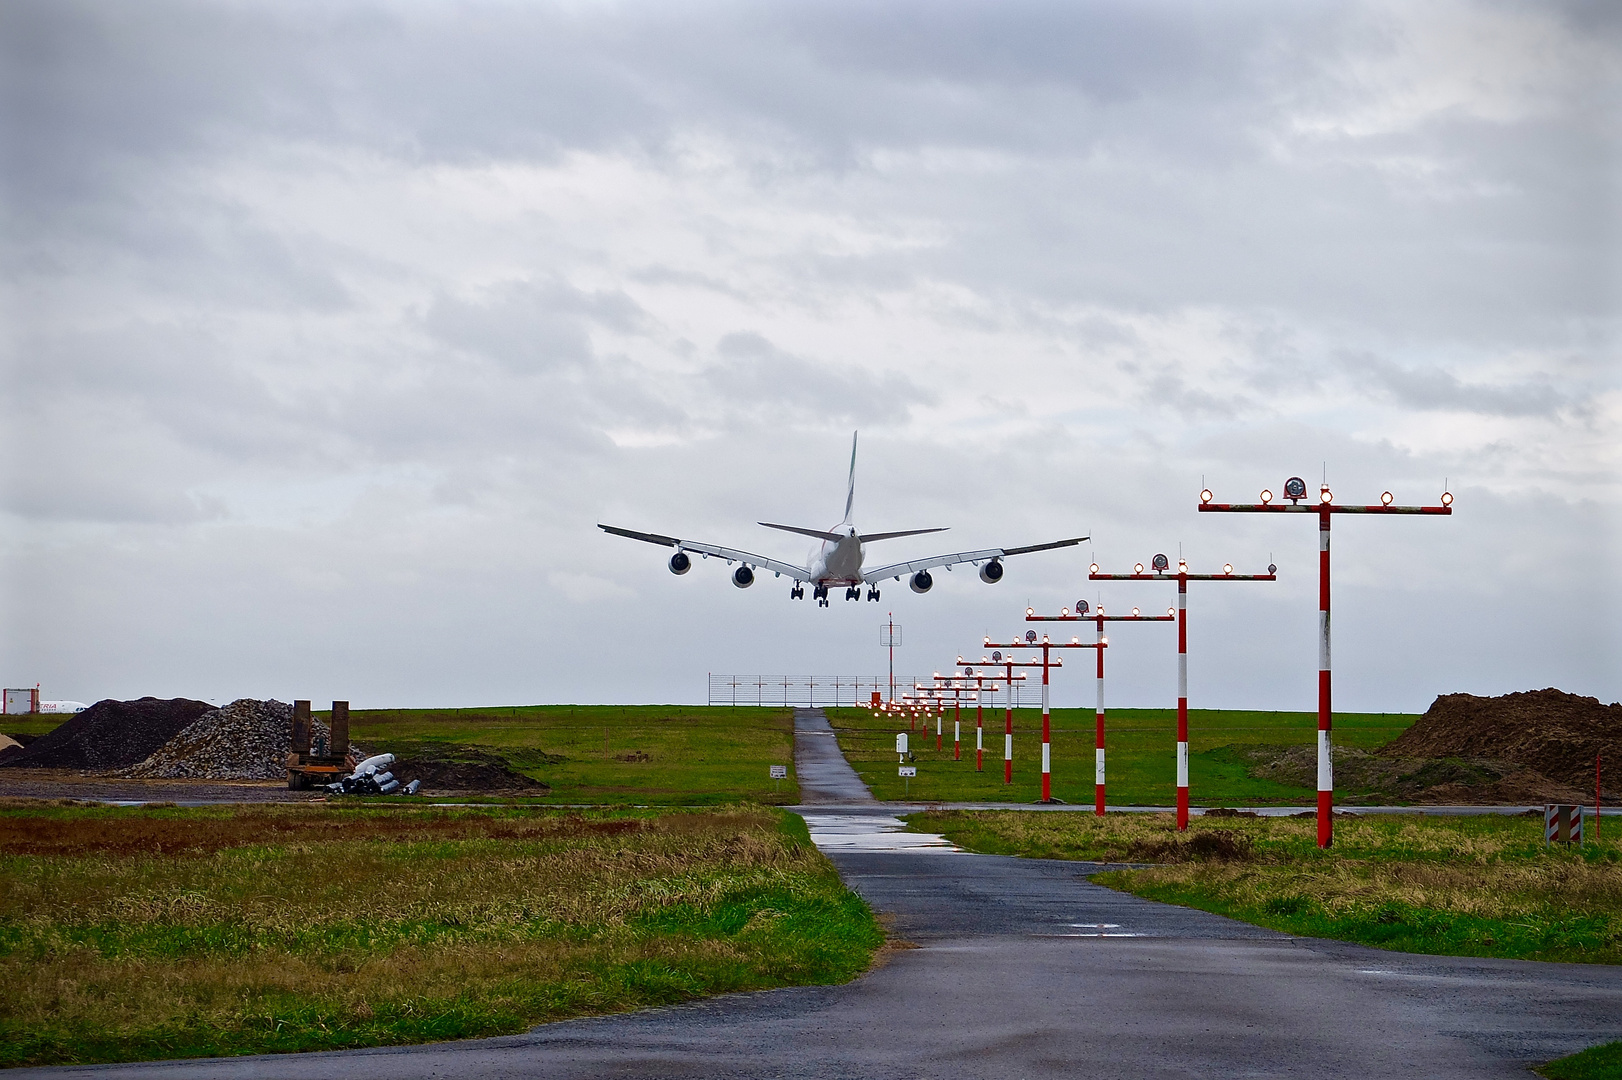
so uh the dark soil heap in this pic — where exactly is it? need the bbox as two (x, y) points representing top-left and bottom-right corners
(389, 746), (549, 792)
(0, 697), (216, 770)
(1380, 689), (1621, 796)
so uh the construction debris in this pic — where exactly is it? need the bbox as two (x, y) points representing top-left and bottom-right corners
(123, 699), (361, 781)
(325, 753), (421, 796)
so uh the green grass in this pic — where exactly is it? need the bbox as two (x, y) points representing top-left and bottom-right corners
(906, 809), (1622, 964)
(2, 715), (62, 738)
(333, 705), (797, 804)
(831, 706), (1416, 804)
(1539, 1040), (1622, 1079)
(0, 802), (881, 1067)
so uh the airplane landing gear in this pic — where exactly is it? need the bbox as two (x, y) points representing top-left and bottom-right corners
(866, 588), (880, 601)
(812, 584), (829, 607)
(844, 587), (860, 601)
(790, 585), (804, 600)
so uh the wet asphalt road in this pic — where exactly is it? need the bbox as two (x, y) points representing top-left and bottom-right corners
(17, 709), (1622, 1079)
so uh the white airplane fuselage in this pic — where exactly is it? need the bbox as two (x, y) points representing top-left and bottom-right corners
(808, 528), (865, 586)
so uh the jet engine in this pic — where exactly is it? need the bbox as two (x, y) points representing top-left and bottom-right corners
(669, 551), (691, 575)
(979, 558), (1004, 584)
(909, 570), (934, 594)
(732, 565), (755, 588)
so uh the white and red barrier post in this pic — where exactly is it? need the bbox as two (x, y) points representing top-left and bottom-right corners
(1199, 481), (1451, 848)
(1027, 602), (1174, 815)
(1090, 558), (1275, 829)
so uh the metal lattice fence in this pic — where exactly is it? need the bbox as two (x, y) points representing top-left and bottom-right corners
(707, 674), (1039, 708)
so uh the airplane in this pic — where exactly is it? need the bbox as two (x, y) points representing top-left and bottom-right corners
(599, 433), (1086, 607)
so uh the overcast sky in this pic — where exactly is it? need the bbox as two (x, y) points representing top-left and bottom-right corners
(3, 0), (1617, 713)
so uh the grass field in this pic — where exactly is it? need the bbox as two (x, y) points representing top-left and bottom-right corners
(0, 800), (881, 1067)
(906, 809), (1622, 965)
(329, 705), (796, 805)
(1539, 1040), (1622, 1079)
(830, 706), (1416, 804)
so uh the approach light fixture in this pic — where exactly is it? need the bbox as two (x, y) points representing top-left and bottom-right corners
(1441, 491), (1453, 506)
(1075, 600), (1090, 615)
(1027, 607), (1036, 617)
(1260, 489), (1273, 504)
(1025, 629), (1038, 643)
(1284, 476), (1308, 501)
(992, 650), (1003, 662)
(1152, 553), (1170, 572)
(1224, 563), (1234, 575)
(1061, 607), (1070, 617)
(1090, 562), (1100, 574)
(1381, 491), (1394, 506)
(1131, 607), (1140, 616)
(1200, 488), (1213, 504)
(1135, 562), (1145, 574)
(1321, 488), (1333, 504)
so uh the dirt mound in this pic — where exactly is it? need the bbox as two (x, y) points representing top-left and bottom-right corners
(1223, 742), (1592, 806)
(1, 697), (215, 770)
(122, 699), (361, 781)
(1128, 829), (1252, 863)
(1380, 689), (1620, 797)
(389, 747), (549, 793)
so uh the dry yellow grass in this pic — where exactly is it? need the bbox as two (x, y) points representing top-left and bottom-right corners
(0, 804), (882, 1066)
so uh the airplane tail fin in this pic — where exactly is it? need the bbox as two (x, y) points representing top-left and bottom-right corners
(843, 431), (857, 525)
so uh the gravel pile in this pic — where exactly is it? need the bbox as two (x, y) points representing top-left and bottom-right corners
(124, 699), (362, 781)
(1380, 689), (1621, 798)
(0, 697), (215, 770)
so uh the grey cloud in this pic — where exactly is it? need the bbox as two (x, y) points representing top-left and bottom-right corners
(422, 281), (650, 373)
(1342, 352), (1573, 418)
(707, 332), (934, 425)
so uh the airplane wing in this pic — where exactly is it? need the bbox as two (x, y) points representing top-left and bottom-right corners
(598, 524), (814, 581)
(862, 535), (1088, 584)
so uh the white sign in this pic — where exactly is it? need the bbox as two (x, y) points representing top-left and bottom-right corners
(769, 765), (787, 779)
(898, 766), (917, 777)
(895, 733), (909, 754)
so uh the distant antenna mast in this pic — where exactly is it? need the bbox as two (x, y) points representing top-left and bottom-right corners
(880, 615), (903, 702)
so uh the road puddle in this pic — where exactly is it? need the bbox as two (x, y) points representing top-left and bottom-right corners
(800, 813), (961, 853)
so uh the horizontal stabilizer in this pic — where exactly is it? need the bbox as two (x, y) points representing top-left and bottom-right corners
(759, 521), (846, 542)
(859, 527), (949, 542)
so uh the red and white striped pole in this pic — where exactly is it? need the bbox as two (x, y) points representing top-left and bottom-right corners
(1177, 575), (1189, 829)
(1090, 559), (1275, 830)
(976, 676), (984, 772)
(1317, 505), (1332, 846)
(1004, 658), (1015, 785)
(1041, 640), (1053, 802)
(1095, 612), (1106, 816)
(1199, 481), (1452, 847)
